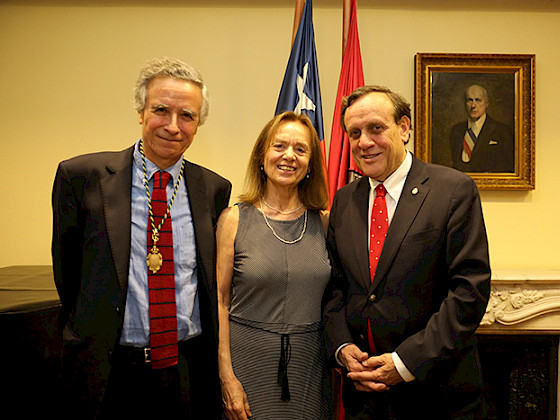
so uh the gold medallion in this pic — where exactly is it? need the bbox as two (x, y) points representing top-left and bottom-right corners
(147, 245), (163, 273)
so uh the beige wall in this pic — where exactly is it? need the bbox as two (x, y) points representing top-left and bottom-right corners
(1, 1), (559, 271)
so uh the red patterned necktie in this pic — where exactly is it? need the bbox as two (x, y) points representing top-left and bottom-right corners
(147, 171), (179, 369)
(367, 184), (388, 354)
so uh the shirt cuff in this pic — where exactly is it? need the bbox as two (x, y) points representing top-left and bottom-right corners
(392, 351), (415, 382)
(335, 343), (352, 366)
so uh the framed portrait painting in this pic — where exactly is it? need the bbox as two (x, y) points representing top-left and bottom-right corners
(414, 53), (535, 190)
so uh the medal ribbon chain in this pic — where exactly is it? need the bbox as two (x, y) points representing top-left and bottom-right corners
(139, 139), (186, 247)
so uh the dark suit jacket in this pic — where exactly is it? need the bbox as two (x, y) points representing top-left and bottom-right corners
(450, 115), (514, 173)
(52, 145), (231, 417)
(323, 156), (490, 417)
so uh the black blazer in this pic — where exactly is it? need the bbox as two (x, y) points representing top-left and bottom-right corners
(450, 115), (514, 173)
(52, 145), (231, 414)
(323, 156), (490, 415)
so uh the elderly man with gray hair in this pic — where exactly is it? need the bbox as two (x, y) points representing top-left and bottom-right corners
(52, 57), (231, 419)
(449, 84), (514, 173)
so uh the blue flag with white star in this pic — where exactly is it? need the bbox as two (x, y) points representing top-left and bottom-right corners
(275, 0), (324, 145)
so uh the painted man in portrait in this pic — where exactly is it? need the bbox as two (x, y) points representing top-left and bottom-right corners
(449, 84), (514, 173)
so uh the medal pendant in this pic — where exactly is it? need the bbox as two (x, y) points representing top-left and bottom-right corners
(147, 245), (163, 273)
(147, 229), (163, 274)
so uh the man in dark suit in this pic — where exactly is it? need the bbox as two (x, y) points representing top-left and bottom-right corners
(449, 84), (514, 173)
(323, 85), (490, 419)
(52, 57), (231, 419)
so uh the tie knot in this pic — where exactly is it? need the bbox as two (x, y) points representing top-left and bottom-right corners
(467, 127), (478, 141)
(154, 171), (171, 189)
(375, 184), (386, 197)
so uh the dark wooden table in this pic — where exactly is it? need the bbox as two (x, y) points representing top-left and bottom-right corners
(0, 265), (62, 416)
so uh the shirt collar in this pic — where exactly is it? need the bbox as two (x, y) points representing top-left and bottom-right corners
(468, 113), (486, 132)
(368, 150), (412, 202)
(133, 139), (184, 183)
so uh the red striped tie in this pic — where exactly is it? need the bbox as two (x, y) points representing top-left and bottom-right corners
(367, 184), (388, 354)
(463, 128), (477, 161)
(147, 171), (179, 369)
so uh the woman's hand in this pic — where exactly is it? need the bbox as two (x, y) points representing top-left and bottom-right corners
(221, 377), (252, 420)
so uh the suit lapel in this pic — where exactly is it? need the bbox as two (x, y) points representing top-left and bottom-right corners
(100, 147), (133, 292)
(352, 177), (373, 290)
(183, 162), (212, 281)
(471, 116), (494, 159)
(372, 157), (430, 290)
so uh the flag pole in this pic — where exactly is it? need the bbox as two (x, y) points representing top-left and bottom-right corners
(342, 0), (351, 57)
(292, 0), (305, 47)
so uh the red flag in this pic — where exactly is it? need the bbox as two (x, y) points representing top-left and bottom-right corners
(327, 0), (364, 207)
(328, 3), (363, 419)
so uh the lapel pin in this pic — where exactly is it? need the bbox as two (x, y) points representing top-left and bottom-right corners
(411, 187), (418, 195)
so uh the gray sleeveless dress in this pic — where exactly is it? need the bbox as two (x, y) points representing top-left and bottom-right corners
(228, 202), (332, 420)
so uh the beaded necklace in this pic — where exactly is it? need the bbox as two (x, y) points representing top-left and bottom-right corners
(262, 198), (303, 215)
(259, 201), (307, 245)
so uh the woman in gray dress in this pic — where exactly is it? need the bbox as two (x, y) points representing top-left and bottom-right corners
(217, 112), (332, 420)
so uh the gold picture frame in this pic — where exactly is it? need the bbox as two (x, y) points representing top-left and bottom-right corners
(414, 53), (535, 190)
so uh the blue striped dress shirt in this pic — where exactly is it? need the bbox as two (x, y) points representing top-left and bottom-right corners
(120, 140), (201, 347)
